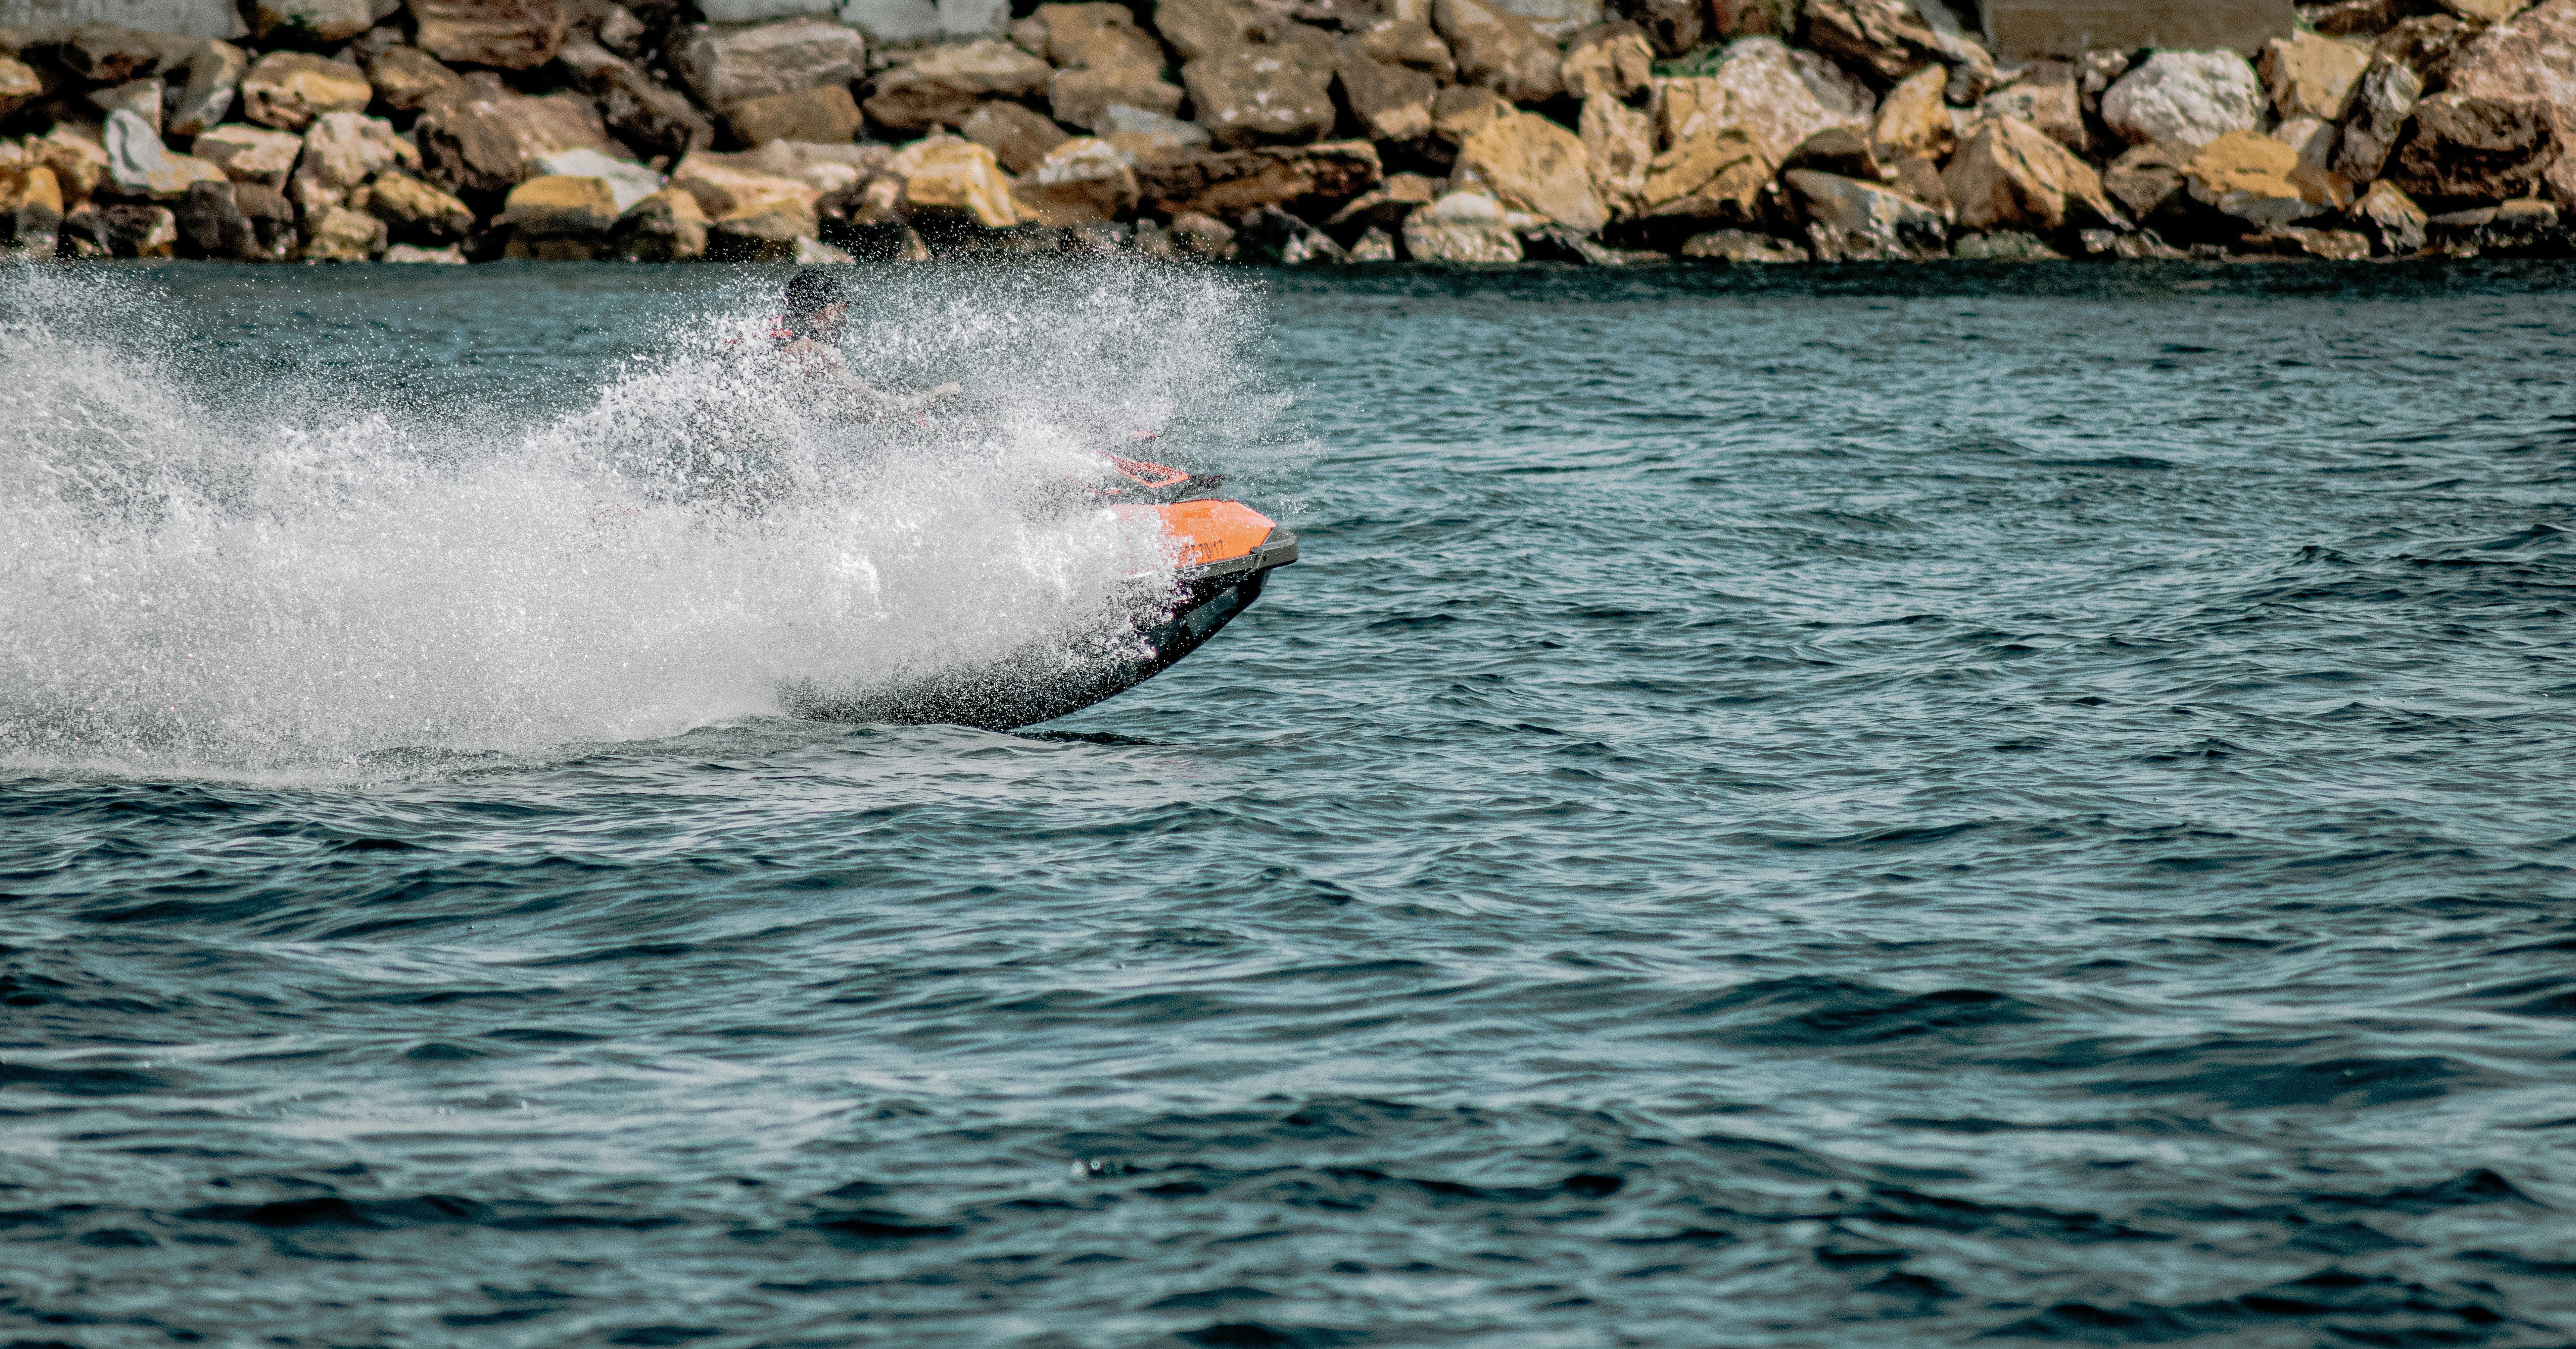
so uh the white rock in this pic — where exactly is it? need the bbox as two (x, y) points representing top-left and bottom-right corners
(0, 0), (245, 38)
(534, 146), (662, 211)
(2272, 115), (2336, 169)
(87, 78), (162, 130)
(1486, 0), (1600, 41)
(102, 106), (224, 197)
(835, 0), (1003, 41)
(2100, 51), (2264, 148)
(697, 0), (834, 22)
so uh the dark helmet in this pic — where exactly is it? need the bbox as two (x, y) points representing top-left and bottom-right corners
(783, 268), (848, 319)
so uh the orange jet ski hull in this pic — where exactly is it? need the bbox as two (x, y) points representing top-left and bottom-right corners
(782, 500), (1298, 731)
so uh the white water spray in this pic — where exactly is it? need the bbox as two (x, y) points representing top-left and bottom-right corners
(0, 262), (1301, 773)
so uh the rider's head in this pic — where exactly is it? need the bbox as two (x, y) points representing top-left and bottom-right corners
(781, 268), (849, 340)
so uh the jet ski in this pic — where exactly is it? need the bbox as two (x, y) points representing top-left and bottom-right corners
(780, 452), (1298, 731)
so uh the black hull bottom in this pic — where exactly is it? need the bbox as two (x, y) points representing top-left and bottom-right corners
(782, 552), (1286, 732)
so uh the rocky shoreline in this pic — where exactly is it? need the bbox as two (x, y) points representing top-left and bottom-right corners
(1, 0), (2572, 267)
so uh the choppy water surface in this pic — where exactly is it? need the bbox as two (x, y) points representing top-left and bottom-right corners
(5, 260), (2576, 1348)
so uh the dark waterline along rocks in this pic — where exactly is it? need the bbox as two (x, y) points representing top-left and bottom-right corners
(3, 0), (2575, 265)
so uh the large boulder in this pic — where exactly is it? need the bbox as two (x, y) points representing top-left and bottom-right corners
(501, 172), (616, 256)
(2388, 92), (2560, 205)
(415, 80), (630, 196)
(863, 38), (1053, 133)
(670, 18), (864, 111)
(2185, 128), (2350, 229)
(101, 107), (225, 198)
(1941, 112), (2124, 235)
(1035, 2), (1163, 69)
(670, 154), (822, 224)
(0, 54), (42, 122)
(1453, 104), (1604, 230)
(0, 164), (62, 256)
(189, 120), (300, 186)
(365, 44), (460, 111)
(962, 100), (1069, 173)
(1134, 138), (1380, 216)
(1435, 0), (1558, 104)
(1186, 46), (1337, 147)
(2102, 139), (2191, 225)
(532, 146), (662, 208)
(1402, 188), (1521, 259)
(292, 110), (417, 213)
(1052, 63), (1186, 129)
(2352, 177), (2426, 253)
(1335, 45), (1440, 143)
(2260, 29), (2371, 122)
(729, 85), (861, 144)
(29, 124), (108, 204)
(302, 202), (383, 258)
(2333, 62), (2420, 182)
(889, 134), (1016, 226)
(2100, 51), (2264, 148)
(1979, 58), (2082, 149)
(1800, 0), (1947, 85)
(1486, 0), (1599, 42)
(239, 50), (371, 130)
(1663, 39), (1875, 170)
(1558, 21), (1648, 101)
(1785, 167), (1944, 258)
(173, 175), (260, 258)
(1578, 89), (1648, 217)
(405, 0), (565, 69)
(1355, 17), (1454, 81)
(364, 170), (473, 241)
(1869, 62), (1950, 161)
(1010, 133), (1134, 223)
(166, 39), (243, 136)
(252, 0), (395, 42)
(558, 37), (715, 161)
(606, 186), (707, 259)
(2436, 0), (2576, 195)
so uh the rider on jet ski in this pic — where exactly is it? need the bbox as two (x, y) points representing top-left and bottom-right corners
(773, 269), (960, 418)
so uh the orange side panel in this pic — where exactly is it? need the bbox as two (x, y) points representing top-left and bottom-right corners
(1131, 499), (1275, 568)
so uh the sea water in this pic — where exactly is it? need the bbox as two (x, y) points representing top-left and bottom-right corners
(2, 259), (2574, 1348)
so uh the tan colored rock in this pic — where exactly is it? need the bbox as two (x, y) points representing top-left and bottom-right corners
(1889, 153), (1948, 216)
(1336, 48), (1439, 143)
(365, 170), (472, 241)
(890, 135), (1017, 227)
(0, 164), (62, 256)
(729, 85), (860, 145)
(2441, 0), (2576, 135)
(1981, 59), (2082, 150)
(2261, 29), (2371, 122)
(1357, 18), (1454, 81)
(1135, 139), (1380, 216)
(670, 157), (821, 226)
(1559, 22), (1649, 101)
(693, 140), (886, 195)
(407, 0), (566, 69)
(1433, 82), (1510, 146)
(1579, 91), (1648, 217)
(1186, 46), (1337, 148)
(1154, 0), (1256, 63)
(1011, 133), (1135, 224)
(865, 39), (1054, 133)
(303, 203), (384, 259)
(1403, 189), (1522, 261)
(2353, 177), (2426, 252)
(962, 101), (1070, 173)
(1325, 170), (1439, 232)
(32, 126), (107, 204)
(2186, 129), (2350, 228)
(2332, 62), (2420, 181)
(1781, 123), (1879, 179)
(193, 122), (302, 187)
(1871, 63), (1950, 161)
(1037, 2), (1164, 70)
(1047, 66), (1181, 129)
(382, 243), (466, 262)
(1802, 0), (1948, 85)
(417, 84), (629, 195)
(168, 40), (245, 136)
(240, 51), (371, 131)
(365, 45), (460, 113)
(1435, 0), (1559, 104)
(1663, 39), (1874, 170)
(1641, 122), (1761, 210)
(1941, 112), (2124, 234)
(2440, 0), (2532, 19)
(503, 173), (616, 234)
(1453, 105), (1603, 231)
(670, 19), (865, 112)
(607, 186), (707, 259)
(1787, 167), (1946, 259)
(293, 111), (418, 214)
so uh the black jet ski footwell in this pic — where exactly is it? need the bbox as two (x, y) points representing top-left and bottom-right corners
(780, 511), (1299, 732)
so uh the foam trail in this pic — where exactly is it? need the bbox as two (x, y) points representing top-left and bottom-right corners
(0, 261), (1303, 775)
